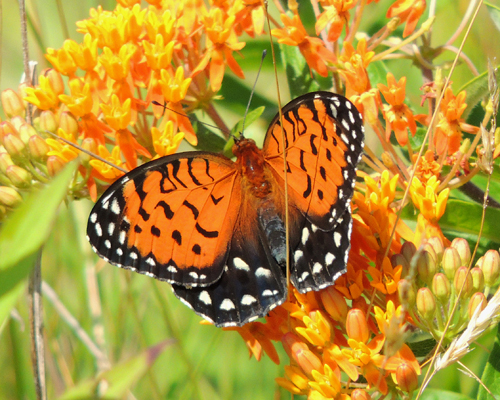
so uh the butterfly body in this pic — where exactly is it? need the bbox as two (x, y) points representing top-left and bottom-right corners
(87, 91), (364, 327)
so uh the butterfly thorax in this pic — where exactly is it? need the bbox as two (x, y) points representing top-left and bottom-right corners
(233, 137), (271, 198)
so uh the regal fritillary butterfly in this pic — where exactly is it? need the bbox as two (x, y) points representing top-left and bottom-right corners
(87, 91), (364, 327)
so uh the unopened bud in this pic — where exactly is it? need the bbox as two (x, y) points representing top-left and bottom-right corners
(0, 121), (19, 143)
(417, 250), (437, 285)
(416, 288), (436, 320)
(480, 249), (500, 287)
(351, 389), (372, 400)
(0, 152), (14, 174)
(451, 238), (471, 267)
(468, 292), (486, 319)
(59, 112), (79, 137)
(80, 137), (97, 166)
(426, 237), (444, 264)
(1, 89), (25, 118)
(39, 110), (58, 133)
(470, 267), (484, 292)
(454, 266), (474, 297)
(459, 138), (470, 154)
(44, 69), (65, 96)
(281, 333), (322, 377)
(18, 123), (37, 144)
(401, 241), (417, 264)
(432, 273), (451, 304)
(346, 309), (369, 343)
(382, 151), (395, 168)
(442, 247), (461, 280)
(391, 253), (410, 278)
(47, 155), (66, 177)
(5, 165), (31, 188)
(28, 135), (50, 161)
(396, 363), (419, 393)
(320, 287), (348, 322)
(3, 133), (26, 160)
(0, 186), (23, 207)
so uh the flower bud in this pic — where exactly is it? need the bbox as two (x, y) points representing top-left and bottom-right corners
(470, 267), (484, 293)
(451, 238), (471, 267)
(454, 266), (474, 297)
(0, 186), (23, 207)
(391, 253), (410, 278)
(416, 288), (436, 321)
(442, 247), (461, 280)
(468, 292), (486, 319)
(18, 122), (37, 144)
(417, 250), (437, 285)
(351, 389), (372, 400)
(1, 89), (25, 118)
(320, 287), (348, 322)
(281, 333), (322, 377)
(5, 165), (31, 188)
(0, 121), (19, 143)
(401, 241), (417, 264)
(80, 137), (97, 166)
(44, 68), (65, 96)
(396, 363), (419, 393)
(59, 112), (79, 137)
(28, 135), (50, 161)
(398, 279), (416, 308)
(426, 236), (444, 264)
(39, 110), (58, 133)
(0, 152), (14, 174)
(346, 309), (369, 343)
(10, 116), (26, 133)
(480, 249), (500, 287)
(47, 155), (66, 177)
(3, 133), (27, 160)
(432, 273), (451, 304)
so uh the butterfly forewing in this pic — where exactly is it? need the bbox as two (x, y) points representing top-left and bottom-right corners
(87, 152), (240, 287)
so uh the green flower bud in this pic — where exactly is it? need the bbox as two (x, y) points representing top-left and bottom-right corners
(451, 238), (471, 267)
(468, 292), (486, 319)
(0, 186), (23, 207)
(416, 287), (436, 321)
(470, 267), (485, 293)
(432, 273), (451, 304)
(5, 165), (32, 188)
(417, 250), (437, 285)
(480, 250), (500, 287)
(401, 241), (417, 264)
(454, 266), (474, 298)
(442, 247), (461, 280)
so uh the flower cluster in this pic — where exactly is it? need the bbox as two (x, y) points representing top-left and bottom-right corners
(1, 0), (499, 398)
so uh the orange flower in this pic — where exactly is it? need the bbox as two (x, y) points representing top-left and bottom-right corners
(378, 73), (417, 146)
(338, 39), (374, 97)
(89, 145), (126, 181)
(272, 14), (336, 78)
(369, 257), (403, 296)
(151, 121), (185, 158)
(387, 0), (427, 37)
(24, 75), (61, 110)
(233, 0), (266, 37)
(192, 7), (245, 91)
(316, 0), (357, 42)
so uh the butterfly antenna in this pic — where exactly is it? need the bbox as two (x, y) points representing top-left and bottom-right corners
(241, 50), (267, 136)
(43, 130), (128, 174)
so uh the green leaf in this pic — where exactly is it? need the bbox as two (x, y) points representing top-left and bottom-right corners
(222, 106), (266, 157)
(485, 2), (500, 33)
(477, 322), (500, 400)
(420, 388), (474, 400)
(57, 340), (171, 400)
(192, 118), (227, 153)
(459, 66), (500, 120)
(439, 199), (500, 243)
(280, 43), (320, 99)
(0, 163), (76, 296)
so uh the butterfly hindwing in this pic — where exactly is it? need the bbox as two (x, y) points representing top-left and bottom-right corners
(87, 152), (241, 287)
(172, 216), (287, 327)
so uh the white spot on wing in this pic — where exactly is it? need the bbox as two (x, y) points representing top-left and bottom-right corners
(116, 248), (123, 256)
(220, 299), (235, 311)
(119, 231), (126, 245)
(301, 227), (310, 245)
(130, 252), (138, 260)
(90, 213), (97, 223)
(104, 239), (111, 249)
(199, 291), (212, 305)
(334, 232), (342, 247)
(325, 252), (335, 265)
(233, 257), (250, 271)
(262, 289), (273, 297)
(294, 250), (303, 263)
(111, 198), (121, 214)
(349, 110), (355, 123)
(313, 263), (323, 274)
(241, 295), (257, 305)
(167, 265), (177, 273)
(256, 267), (272, 278)
(342, 119), (350, 130)
(108, 222), (115, 236)
(189, 271), (199, 279)
(146, 257), (155, 266)
(95, 223), (102, 237)
(341, 133), (349, 144)
(346, 101), (352, 109)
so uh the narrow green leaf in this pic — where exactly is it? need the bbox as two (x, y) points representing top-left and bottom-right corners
(192, 118), (227, 153)
(57, 340), (171, 400)
(223, 106), (266, 157)
(477, 322), (500, 400)
(280, 43), (320, 99)
(0, 163), (76, 293)
(0, 282), (26, 335)
(420, 388), (474, 400)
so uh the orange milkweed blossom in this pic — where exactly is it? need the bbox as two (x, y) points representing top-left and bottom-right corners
(315, 0), (357, 42)
(386, 0), (427, 37)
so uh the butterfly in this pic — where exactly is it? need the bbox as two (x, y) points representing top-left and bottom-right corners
(87, 91), (364, 327)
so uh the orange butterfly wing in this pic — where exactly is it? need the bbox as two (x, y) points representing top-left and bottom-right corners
(263, 92), (364, 291)
(88, 153), (241, 286)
